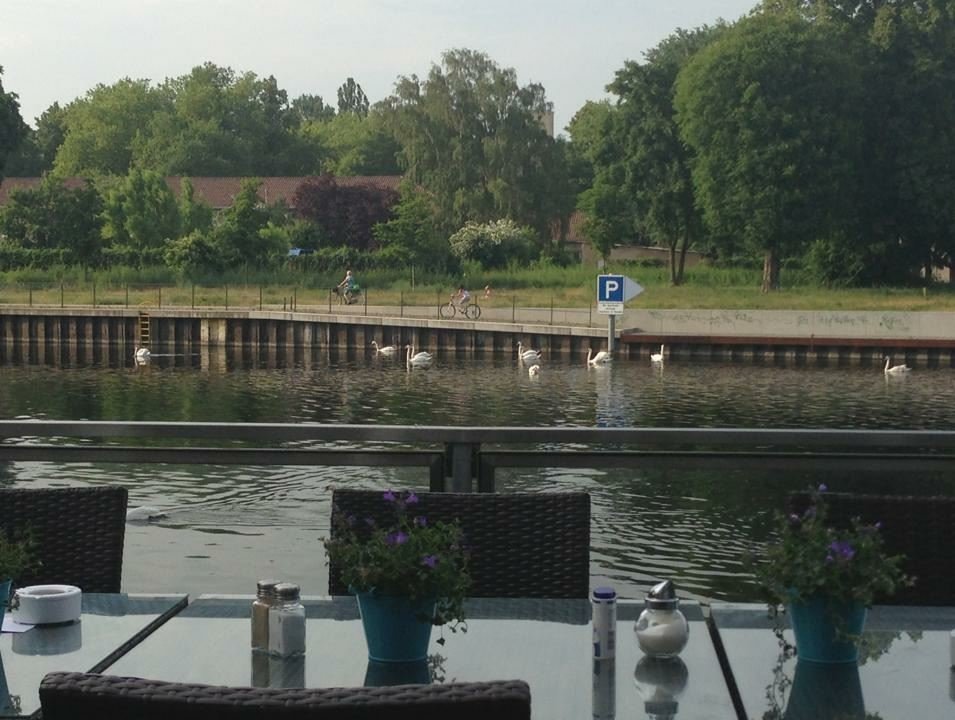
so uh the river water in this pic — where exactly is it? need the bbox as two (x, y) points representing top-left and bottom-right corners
(2, 352), (954, 601)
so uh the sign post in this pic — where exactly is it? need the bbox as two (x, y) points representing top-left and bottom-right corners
(596, 274), (644, 352)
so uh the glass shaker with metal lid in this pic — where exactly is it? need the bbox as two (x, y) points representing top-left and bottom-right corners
(251, 579), (279, 652)
(269, 582), (306, 657)
(634, 580), (689, 658)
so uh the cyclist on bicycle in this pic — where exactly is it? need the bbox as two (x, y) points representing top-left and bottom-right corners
(338, 270), (360, 304)
(451, 285), (471, 310)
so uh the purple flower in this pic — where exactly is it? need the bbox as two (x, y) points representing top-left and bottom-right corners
(386, 531), (409, 546)
(414, 515), (428, 527)
(405, 492), (419, 505)
(828, 540), (855, 562)
(422, 554), (438, 568)
(874, 521), (883, 530)
(383, 490), (397, 503)
(818, 483), (828, 493)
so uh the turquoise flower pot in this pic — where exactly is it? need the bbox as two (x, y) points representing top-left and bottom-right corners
(355, 592), (435, 663)
(788, 596), (866, 664)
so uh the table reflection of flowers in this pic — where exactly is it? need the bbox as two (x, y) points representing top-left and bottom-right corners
(762, 627), (921, 720)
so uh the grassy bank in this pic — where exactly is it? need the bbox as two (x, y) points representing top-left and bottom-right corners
(0, 262), (953, 311)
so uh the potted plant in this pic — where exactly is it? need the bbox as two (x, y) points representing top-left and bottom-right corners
(0, 530), (34, 610)
(323, 490), (470, 663)
(754, 485), (910, 663)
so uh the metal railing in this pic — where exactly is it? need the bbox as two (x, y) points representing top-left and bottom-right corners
(2, 421), (955, 492)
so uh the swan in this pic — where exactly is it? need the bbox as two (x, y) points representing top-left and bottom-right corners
(371, 341), (397, 357)
(650, 344), (664, 363)
(884, 356), (910, 375)
(528, 364), (541, 377)
(517, 341), (542, 367)
(587, 348), (611, 366)
(406, 345), (433, 369)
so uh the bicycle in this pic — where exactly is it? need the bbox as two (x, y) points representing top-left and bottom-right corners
(438, 299), (481, 320)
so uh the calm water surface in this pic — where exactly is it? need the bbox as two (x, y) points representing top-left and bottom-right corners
(2, 352), (954, 601)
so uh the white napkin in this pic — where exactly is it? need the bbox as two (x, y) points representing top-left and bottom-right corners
(1, 613), (34, 633)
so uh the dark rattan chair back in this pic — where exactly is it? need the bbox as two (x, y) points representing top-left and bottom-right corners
(789, 492), (955, 606)
(39, 672), (532, 720)
(0, 486), (127, 593)
(329, 490), (591, 599)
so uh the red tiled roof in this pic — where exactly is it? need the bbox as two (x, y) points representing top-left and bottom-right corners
(0, 177), (92, 205)
(0, 176), (404, 209)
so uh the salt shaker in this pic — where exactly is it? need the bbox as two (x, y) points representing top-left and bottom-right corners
(268, 583), (306, 657)
(634, 580), (689, 658)
(592, 586), (617, 660)
(251, 579), (279, 652)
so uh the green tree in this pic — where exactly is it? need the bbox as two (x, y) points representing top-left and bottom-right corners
(213, 178), (276, 267)
(291, 93), (336, 123)
(337, 78), (369, 117)
(675, 13), (864, 290)
(382, 49), (573, 241)
(54, 78), (169, 176)
(609, 27), (721, 284)
(101, 169), (180, 266)
(568, 101), (631, 262)
(0, 66), (28, 180)
(373, 182), (453, 271)
(300, 111), (400, 175)
(0, 176), (104, 267)
(177, 177), (213, 235)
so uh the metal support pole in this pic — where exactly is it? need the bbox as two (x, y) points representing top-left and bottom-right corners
(608, 314), (616, 353)
(61, 283), (65, 308)
(446, 442), (476, 492)
(328, 289), (332, 313)
(364, 289), (367, 316)
(125, 283), (129, 307)
(400, 291), (404, 318)
(191, 284), (195, 309)
(28, 286), (33, 307)
(259, 286), (263, 311)
(512, 296), (516, 324)
(158, 286), (162, 309)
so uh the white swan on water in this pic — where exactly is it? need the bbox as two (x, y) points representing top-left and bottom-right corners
(587, 348), (611, 366)
(650, 344), (664, 363)
(884, 356), (910, 375)
(134, 347), (151, 364)
(371, 341), (397, 357)
(528, 364), (541, 377)
(406, 345), (433, 369)
(517, 342), (542, 367)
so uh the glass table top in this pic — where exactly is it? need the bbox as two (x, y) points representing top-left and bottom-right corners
(107, 596), (738, 719)
(0, 593), (188, 718)
(710, 603), (955, 720)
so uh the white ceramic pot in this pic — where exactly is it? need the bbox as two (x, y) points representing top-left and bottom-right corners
(13, 585), (82, 625)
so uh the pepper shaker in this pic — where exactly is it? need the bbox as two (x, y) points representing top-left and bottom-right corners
(634, 580), (689, 658)
(251, 579), (279, 652)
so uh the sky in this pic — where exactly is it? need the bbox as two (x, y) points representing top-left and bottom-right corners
(1, 0), (756, 136)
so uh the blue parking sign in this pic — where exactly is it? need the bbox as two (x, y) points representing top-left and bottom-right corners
(597, 275), (625, 302)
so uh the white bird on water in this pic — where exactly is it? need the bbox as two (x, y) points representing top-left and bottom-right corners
(884, 356), (911, 375)
(406, 345), (433, 369)
(587, 348), (611, 366)
(134, 347), (151, 364)
(371, 341), (397, 357)
(650, 344), (664, 363)
(528, 364), (541, 377)
(517, 342), (542, 367)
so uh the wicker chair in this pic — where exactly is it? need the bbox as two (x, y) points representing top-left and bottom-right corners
(39, 672), (532, 720)
(329, 489), (591, 599)
(788, 491), (955, 606)
(0, 486), (127, 593)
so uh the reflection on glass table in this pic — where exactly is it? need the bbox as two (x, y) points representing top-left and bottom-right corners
(0, 594), (187, 718)
(106, 596), (739, 719)
(710, 603), (955, 720)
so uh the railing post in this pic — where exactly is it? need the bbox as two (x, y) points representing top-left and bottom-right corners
(259, 286), (263, 311)
(292, 287), (297, 311)
(191, 284), (195, 309)
(445, 442), (477, 492)
(512, 296), (516, 324)
(158, 286), (162, 309)
(125, 283), (129, 308)
(328, 289), (332, 313)
(400, 291), (404, 318)
(28, 285), (33, 307)
(60, 282), (64, 308)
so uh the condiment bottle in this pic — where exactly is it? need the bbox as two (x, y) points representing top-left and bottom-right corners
(269, 582), (306, 657)
(592, 586), (617, 659)
(251, 579), (279, 652)
(634, 580), (689, 658)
